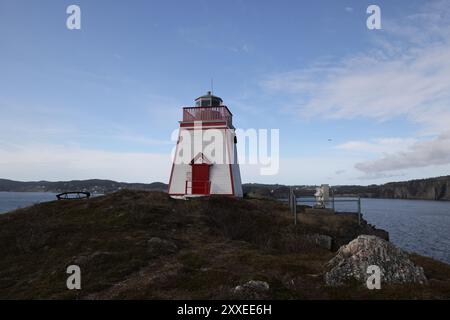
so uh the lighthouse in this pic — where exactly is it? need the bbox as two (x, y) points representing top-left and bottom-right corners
(168, 92), (243, 198)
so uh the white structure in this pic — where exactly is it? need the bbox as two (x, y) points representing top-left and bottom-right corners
(168, 92), (243, 199)
(314, 184), (330, 208)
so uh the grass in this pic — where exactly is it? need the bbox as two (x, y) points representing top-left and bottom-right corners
(0, 189), (449, 299)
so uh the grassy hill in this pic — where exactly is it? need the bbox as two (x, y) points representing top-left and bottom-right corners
(0, 190), (449, 299)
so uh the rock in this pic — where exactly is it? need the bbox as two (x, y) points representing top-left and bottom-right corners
(331, 214), (390, 250)
(232, 280), (270, 299)
(325, 235), (427, 286)
(306, 234), (333, 250)
(147, 237), (178, 256)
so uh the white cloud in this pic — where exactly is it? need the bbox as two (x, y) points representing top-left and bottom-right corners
(262, 1), (450, 178)
(357, 172), (406, 181)
(0, 143), (361, 185)
(355, 132), (450, 174)
(263, 45), (450, 132)
(0, 144), (171, 183)
(345, 7), (354, 13)
(336, 138), (417, 154)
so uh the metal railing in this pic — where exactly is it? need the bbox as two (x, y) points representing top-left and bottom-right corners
(182, 106), (232, 126)
(288, 188), (363, 226)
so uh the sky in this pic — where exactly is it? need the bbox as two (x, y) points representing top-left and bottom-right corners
(1, 0), (450, 185)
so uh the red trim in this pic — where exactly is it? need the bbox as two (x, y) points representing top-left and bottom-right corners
(167, 131), (181, 194)
(182, 105), (233, 116)
(190, 152), (213, 165)
(169, 193), (234, 196)
(225, 131), (235, 196)
(180, 121), (227, 127)
(183, 127), (229, 131)
(229, 164), (235, 196)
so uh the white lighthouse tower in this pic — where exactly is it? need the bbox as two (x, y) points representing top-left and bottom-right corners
(168, 92), (243, 198)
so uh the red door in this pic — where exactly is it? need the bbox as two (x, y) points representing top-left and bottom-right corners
(191, 164), (210, 194)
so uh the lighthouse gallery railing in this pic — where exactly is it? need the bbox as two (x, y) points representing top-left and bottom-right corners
(183, 106), (232, 126)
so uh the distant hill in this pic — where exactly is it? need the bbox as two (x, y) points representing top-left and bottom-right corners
(0, 179), (167, 194)
(371, 175), (450, 200)
(242, 176), (450, 201)
(1, 175), (449, 200)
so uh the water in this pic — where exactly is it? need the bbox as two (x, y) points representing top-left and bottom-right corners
(1, 192), (449, 264)
(361, 198), (450, 265)
(0, 192), (58, 214)
(295, 197), (450, 264)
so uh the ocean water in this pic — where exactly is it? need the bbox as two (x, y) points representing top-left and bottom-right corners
(0, 191), (58, 214)
(296, 197), (450, 264)
(0, 192), (449, 264)
(361, 198), (450, 265)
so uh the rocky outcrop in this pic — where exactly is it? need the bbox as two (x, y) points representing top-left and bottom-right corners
(299, 210), (389, 251)
(325, 235), (427, 286)
(232, 280), (270, 299)
(334, 176), (450, 200)
(334, 215), (389, 250)
(378, 176), (450, 200)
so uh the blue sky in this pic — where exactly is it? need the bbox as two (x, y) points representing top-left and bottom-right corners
(1, 0), (450, 185)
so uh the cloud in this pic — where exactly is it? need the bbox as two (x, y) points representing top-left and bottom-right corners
(357, 172), (406, 181)
(345, 7), (354, 13)
(263, 44), (450, 133)
(262, 1), (450, 176)
(0, 144), (171, 183)
(0, 143), (363, 185)
(336, 138), (417, 154)
(355, 132), (450, 174)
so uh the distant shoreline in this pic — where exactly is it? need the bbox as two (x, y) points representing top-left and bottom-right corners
(1, 175), (450, 201)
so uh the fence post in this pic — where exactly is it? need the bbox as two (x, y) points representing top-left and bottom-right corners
(293, 189), (297, 225)
(288, 187), (292, 212)
(289, 187), (297, 226)
(332, 189), (335, 211)
(358, 196), (361, 225)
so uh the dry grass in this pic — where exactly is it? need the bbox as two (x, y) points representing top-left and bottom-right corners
(0, 190), (449, 300)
